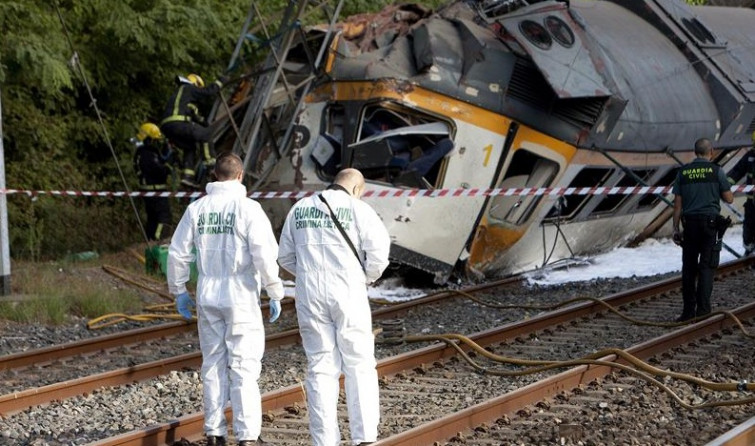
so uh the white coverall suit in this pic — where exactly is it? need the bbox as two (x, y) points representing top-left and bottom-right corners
(278, 186), (390, 446)
(167, 180), (284, 441)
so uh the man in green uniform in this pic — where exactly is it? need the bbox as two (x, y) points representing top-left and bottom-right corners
(672, 138), (734, 322)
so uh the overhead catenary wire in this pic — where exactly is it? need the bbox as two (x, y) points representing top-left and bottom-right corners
(53, 2), (150, 245)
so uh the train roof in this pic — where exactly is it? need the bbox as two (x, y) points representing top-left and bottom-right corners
(330, 0), (755, 152)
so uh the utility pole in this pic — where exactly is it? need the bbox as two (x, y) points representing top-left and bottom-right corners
(0, 87), (10, 295)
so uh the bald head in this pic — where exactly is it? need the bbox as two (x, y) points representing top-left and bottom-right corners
(214, 152), (244, 181)
(694, 138), (713, 158)
(334, 168), (366, 198)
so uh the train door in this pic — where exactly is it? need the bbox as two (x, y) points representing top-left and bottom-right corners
(467, 125), (575, 274)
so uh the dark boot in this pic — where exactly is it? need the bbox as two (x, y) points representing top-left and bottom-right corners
(238, 437), (268, 446)
(205, 436), (226, 446)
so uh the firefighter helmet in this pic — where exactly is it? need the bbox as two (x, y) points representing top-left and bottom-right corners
(137, 122), (163, 142)
(186, 73), (205, 88)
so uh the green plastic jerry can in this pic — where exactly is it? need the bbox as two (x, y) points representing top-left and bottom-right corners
(145, 244), (198, 282)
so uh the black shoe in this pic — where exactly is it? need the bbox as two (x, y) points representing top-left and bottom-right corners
(675, 315), (693, 323)
(205, 436), (226, 446)
(239, 440), (265, 446)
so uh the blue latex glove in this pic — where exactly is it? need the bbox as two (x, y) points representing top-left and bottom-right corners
(269, 299), (281, 323)
(175, 292), (195, 320)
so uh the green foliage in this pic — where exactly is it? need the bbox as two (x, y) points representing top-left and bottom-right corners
(1, 260), (144, 324)
(0, 288), (143, 324)
(0, 0), (432, 259)
(1, 0), (253, 258)
(0, 297), (69, 325)
(70, 287), (144, 319)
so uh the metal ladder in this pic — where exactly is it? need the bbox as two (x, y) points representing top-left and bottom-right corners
(219, 0), (345, 188)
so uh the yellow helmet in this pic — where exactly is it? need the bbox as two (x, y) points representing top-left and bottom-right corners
(137, 122), (163, 141)
(186, 73), (205, 88)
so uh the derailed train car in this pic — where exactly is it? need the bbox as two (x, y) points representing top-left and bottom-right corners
(224, 0), (755, 282)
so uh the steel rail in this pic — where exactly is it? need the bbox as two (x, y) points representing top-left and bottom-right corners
(704, 416), (755, 446)
(0, 327), (297, 416)
(371, 301), (755, 445)
(0, 274), (521, 373)
(88, 257), (752, 445)
(0, 352), (202, 417)
(0, 275), (522, 415)
(0, 321), (194, 372)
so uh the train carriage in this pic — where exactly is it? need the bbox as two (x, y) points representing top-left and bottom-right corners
(219, 0), (755, 282)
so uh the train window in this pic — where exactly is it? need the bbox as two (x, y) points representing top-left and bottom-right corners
(544, 167), (613, 221)
(349, 103), (453, 189)
(312, 105), (345, 180)
(591, 169), (654, 215)
(519, 20), (552, 50)
(490, 149), (558, 226)
(544, 16), (574, 48)
(636, 167), (678, 210)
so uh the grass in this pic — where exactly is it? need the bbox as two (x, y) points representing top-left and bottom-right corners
(0, 253), (152, 325)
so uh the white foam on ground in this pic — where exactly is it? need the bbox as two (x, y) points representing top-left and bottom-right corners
(282, 226), (747, 301)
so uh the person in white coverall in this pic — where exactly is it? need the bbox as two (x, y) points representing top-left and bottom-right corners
(167, 152), (284, 446)
(278, 168), (391, 446)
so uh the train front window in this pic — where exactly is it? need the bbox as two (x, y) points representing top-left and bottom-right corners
(490, 149), (558, 226)
(348, 103), (454, 189)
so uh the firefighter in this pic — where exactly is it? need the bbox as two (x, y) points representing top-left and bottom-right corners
(672, 138), (734, 322)
(159, 73), (226, 188)
(726, 131), (755, 256)
(133, 122), (174, 241)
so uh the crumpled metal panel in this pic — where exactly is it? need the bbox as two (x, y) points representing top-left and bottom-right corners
(332, 13), (518, 116)
(495, 2), (612, 98)
(327, 0), (755, 152)
(571, 0), (721, 150)
(697, 7), (755, 90)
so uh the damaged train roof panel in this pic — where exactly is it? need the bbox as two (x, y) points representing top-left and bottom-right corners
(324, 0), (755, 152)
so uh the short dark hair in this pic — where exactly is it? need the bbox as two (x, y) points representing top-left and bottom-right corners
(694, 138), (713, 156)
(214, 152), (243, 181)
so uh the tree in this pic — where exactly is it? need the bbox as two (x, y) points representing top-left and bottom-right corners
(0, 0), (254, 257)
(0, 0), (406, 258)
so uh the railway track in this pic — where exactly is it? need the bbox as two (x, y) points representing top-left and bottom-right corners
(73, 258), (755, 446)
(378, 301), (755, 445)
(0, 276), (524, 416)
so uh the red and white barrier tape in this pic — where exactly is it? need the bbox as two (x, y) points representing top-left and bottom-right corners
(2, 185), (754, 199)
